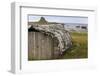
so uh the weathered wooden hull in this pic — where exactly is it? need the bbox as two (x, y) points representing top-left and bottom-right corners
(28, 25), (72, 60)
(28, 31), (57, 60)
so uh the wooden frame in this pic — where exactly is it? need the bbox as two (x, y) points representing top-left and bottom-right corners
(11, 2), (96, 74)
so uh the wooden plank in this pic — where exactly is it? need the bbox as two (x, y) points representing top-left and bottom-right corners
(46, 35), (49, 59)
(28, 32), (34, 60)
(38, 32), (42, 59)
(47, 36), (51, 59)
(51, 38), (54, 58)
(40, 33), (43, 59)
(45, 35), (48, 59)
(48, 36), (50, 59)
(33, 32), (35, 59)
(28, 31), (56, 60)
(31, 32), (33, 59)
(37, 32), (40, 59)
(50, 37), (52, 59)
(42, 34), (46, 59)
(41, 33), (44, 59)
(28, 32), (30, 60)
(35, 32), (38, 59)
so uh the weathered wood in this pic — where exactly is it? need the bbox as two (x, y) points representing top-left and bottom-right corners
(28, 31), (56, 60)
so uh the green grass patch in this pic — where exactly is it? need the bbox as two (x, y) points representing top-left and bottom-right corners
(61, 32), (88, 59)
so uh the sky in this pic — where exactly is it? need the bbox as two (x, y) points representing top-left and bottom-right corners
(28, 15), (88, 24)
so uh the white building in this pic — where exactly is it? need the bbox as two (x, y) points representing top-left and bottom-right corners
(64, 23), (88, 32)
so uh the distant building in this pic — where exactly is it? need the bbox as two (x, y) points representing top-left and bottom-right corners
(64, 23), (88, 32)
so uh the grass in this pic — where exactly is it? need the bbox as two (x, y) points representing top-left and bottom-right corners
(61, 32), (88, 59)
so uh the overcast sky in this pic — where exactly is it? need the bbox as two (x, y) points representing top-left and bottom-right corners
(28, 15), (88, 24)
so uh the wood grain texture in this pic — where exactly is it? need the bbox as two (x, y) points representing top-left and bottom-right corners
(28, 32), (56, 60)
